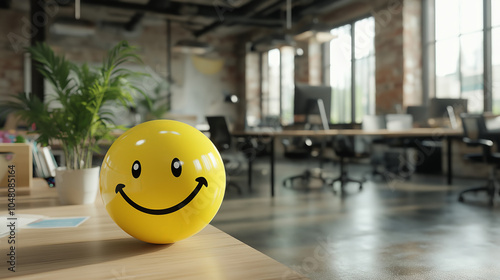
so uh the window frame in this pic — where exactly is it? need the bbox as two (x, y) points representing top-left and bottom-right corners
(423, 0), (495, 112)
(323, 14), (375, 124)
(258, 46), (296, 126)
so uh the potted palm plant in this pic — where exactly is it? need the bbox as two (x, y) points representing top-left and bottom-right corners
(1, 41), (148, 204)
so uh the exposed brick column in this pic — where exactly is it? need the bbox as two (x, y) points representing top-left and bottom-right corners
(0, 10), (27, 104)
(294, 41), (309, 84)
(308, 37), (322, 86)
(402, 0), (422, 108)
(374, 0), (423, 114)
(374, 1), (405, 114)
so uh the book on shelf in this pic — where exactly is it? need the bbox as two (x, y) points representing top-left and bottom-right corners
(41, 146), (57, 177)
(29, 140), (58, 178)
(30, 140), (45, 178)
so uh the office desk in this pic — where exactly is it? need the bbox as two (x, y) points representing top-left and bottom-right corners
(0, 181), (304, 279)
(234, 128), (462, 197)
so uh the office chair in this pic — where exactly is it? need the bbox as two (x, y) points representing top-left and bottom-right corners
(281, 131), (328, 188)
(458, 113), (500, 206)
(282, 99), (330, 189)
(361, 115), (387, 179)
(329, 131), (369, 193)
(206, 116), (243, 195)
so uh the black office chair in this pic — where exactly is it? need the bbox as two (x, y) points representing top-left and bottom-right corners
(458, 113), (500, 206)
(281, 129), (328, 189)
(206, 116), (243, 195)
(282, 99), (331, 189)
(329, 133), (369, 193)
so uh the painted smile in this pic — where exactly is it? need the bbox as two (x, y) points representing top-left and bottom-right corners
(115, 177), (208, 215)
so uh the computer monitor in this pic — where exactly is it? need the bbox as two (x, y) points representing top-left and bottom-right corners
(428, 98), (468, 128)
(406, 106), (428, 128)
(293, 84), (332, 128)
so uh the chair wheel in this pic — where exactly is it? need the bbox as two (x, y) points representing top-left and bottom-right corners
(458, 196), (464, 202)
(359, 184), (363, 190)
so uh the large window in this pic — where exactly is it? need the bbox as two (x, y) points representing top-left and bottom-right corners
(324, 17), (375, 124)
(493, 0), (500, 112)
(427, 0), (499, 113)
(434, 0), (484, 112)
(260, 47), (295, 126)
(261, 48), (281, 119)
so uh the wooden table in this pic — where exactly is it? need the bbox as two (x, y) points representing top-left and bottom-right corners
(0, 180), (305, 279)
(234, 127), (463, 197)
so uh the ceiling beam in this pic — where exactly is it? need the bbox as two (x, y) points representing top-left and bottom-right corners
(0, 0), (11, 9)
(79, 0), (282, 28)
(193, 0), (281, 37)
(297, 0), (354, 17)
(124, 0), (169, 31)
(82, 0), (247, 19)
(124, 12), (144, 31)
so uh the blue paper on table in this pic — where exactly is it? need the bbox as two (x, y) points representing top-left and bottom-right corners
(26, 217), (89, 228)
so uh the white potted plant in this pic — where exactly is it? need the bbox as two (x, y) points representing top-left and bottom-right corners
(1, 41), (148, 204)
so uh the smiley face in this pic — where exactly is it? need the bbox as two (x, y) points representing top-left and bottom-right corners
(100, 120), (226, 244)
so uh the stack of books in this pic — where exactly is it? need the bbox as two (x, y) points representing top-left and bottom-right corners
(28, 140), (58, 178)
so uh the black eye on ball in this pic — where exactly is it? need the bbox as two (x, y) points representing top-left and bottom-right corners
(171, 158), (182, 177)
(132, 160), (141, 178)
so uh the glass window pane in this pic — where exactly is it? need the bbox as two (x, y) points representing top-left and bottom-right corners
(269, 99), (280, 116)
(492, 27), (500, 113)
(329, 25), (352, 123)
(436, 38), (460, 98)
(435, 0), (459, 40)
(354, 17), (375, 123)
(493, 0), (500, 27)
(460, 32), (483, 88)
(330, 25), (352, 62)
(262, 99), (269, 116)
(354, 17), (374, 59)
(267, 48), (280, 117)
(280, 46), (295, 125)
(261, 52), (269, 103)
(435, 38), (459, 77)
(461, 32), (483, 112)
(459, 0), (483, 33)
(355, 55), (375, 123)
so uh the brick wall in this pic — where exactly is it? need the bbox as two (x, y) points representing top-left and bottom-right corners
(374, 1), (405, 114)
(402, 0), (422, 107)
(308, 38), (322, 86)
(0, 8), (243, 128)
(294, 41), (309, 84)
(0, 9), (28, 104)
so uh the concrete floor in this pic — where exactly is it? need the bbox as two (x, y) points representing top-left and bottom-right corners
(211, 156), (500, 279)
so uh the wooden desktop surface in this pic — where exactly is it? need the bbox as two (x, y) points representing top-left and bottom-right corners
(0, 180), (304, 279)
(232, 127), (463, 197)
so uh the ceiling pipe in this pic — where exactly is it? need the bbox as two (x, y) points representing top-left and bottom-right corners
(193, 0), (279, 37)
(124, 0), (170, 32)
(81, 0), (250, 20)
(124, 12), (144, 31)
(297, 0), (355, 17)
(0, 0), (12, 9)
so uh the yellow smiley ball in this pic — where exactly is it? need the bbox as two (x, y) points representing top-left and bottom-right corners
(100, 120), (226, 244)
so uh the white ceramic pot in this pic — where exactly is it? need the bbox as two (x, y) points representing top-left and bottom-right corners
(55, 166), (100, 205)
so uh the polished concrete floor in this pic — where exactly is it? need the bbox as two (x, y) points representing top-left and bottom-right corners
(211, 156), (500, 279)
